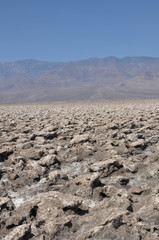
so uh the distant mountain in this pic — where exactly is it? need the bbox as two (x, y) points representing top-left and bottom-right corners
(1, 57), (159, 103)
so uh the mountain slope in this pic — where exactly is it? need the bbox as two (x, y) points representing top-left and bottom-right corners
(1, 57), (159, 103)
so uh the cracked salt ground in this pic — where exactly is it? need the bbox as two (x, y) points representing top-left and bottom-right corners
(7, 180), (47, 208)
(1, 101), (159, 239)
(61, 162), (88, 178)
(8, 196), (25, 208)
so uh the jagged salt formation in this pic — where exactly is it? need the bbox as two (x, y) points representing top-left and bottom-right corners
(0, 100), (159, 239)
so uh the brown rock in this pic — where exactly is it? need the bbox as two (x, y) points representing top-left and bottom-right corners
(0, 149), (13, 162)
(4, 224), (32, 240)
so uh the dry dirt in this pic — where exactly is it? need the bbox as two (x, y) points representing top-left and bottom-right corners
(1, 100), (159, 239)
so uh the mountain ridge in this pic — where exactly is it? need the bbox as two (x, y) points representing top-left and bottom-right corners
(1, 56), (159, 104)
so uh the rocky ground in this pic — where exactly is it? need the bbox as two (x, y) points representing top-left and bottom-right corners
(1, 100), (159, 239)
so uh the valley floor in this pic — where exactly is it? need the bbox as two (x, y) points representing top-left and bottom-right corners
(1, 100), (159, 239)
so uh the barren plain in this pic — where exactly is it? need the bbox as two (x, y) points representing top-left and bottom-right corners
(1, 100), (159, 239)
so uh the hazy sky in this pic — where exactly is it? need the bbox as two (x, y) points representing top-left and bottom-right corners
(0, 0), (159, 62)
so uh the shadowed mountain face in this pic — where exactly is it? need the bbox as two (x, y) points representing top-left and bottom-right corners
(1, 57), (159, 103)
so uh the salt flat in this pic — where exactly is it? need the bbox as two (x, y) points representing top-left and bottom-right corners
(1, 100), (159, 239)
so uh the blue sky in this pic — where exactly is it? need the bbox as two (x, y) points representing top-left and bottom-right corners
(0, 0), (159, 62)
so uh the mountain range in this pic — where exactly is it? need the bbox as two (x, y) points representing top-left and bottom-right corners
(1, 56), (159, 104)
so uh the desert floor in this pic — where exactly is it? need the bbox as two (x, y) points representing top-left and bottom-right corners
(1, 100), (159, 239)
